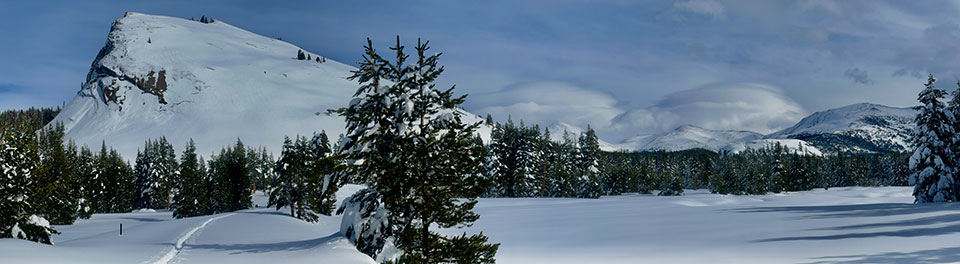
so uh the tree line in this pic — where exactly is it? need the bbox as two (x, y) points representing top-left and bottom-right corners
(482, 118), (911, 199)
(0, 113), (340, 244)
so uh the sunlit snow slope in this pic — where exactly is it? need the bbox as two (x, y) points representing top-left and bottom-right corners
(50, 12), (487, 158)
(767, 103), (916, 153)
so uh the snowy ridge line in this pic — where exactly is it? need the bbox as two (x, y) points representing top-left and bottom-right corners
(149, 213), (235, 264)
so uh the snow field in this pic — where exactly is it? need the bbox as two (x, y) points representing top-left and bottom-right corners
(3, 185), (955, 264)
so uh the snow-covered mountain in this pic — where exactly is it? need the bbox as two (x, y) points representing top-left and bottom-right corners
(49, 13), (487, 159)
(546, 122), (618, 151)
(614, 125), (763, 152)
(607, 102), (915, 155)
(766, 102), (916, 153)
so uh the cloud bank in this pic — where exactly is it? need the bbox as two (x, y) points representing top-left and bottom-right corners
(471, 82), (807, 141)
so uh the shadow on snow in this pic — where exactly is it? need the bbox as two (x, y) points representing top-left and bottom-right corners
(731, 202), (960, 243)
(183, 233), (343, 255)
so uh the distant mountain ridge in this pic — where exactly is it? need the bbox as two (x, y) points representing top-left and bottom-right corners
(766, 103), (915, 153)
(603, 102), (916, 154)
(614, 125), (762, 152)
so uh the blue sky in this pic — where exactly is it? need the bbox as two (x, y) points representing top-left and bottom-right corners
(2, 0), (959, 140)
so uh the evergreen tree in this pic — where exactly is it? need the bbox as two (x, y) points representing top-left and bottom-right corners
(910, 74), (957, 203)
(98, 144), (134, 213)
(152, 137), (177, 210)
(75, 145), (96, 219)
(576, 127), (602, 198)
(334, 37), (497, 263)
(133, 141), (155, 209)
(270, 136), (306, 218)
(35, 123), (81, 225)
(330, 37), (396, 259)
(0, 119), (59, 244)
(247, 146), (273, 193)
(210, 139), (252, 212)
(172, 139), (208, 218)
(305, 131), (340, 217)
(488, 118), (539, 197)
(551, 131), (579, 197)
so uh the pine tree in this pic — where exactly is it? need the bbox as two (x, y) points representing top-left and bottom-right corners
(305, 131), (340, 217)
(270, 136), (305, 218)
(391, 37), (497, 263)
(334, 37), (497, 263)
(0, 119), (59, 244)
(172, 139), (207, 218)
(910, 74), (957, 203)
(576, 126), (602, 198)
(75, 145), (96, 219)
(488, 118), (539, 197)
(99, 144), (134, 213)
(152, 137), (177, 210)
(133, 141), (154, 209)
(552, 131), (578, 197)
(297, 50), (306, 60)
(332, 37), (395, 259)
(210, 139), (252, 212)
(35, 122), (81, 225)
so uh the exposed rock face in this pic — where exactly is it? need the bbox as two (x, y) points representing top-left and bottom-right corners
(86, 20), (170, 108)
(134, 70), (168, 104)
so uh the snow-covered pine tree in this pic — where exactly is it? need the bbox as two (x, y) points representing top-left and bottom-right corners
(305, 131), (339, 217)
(270, 136), (306, 218)
(35, 122), (81, 225)
(152, 137), (177, 210)
(65, 139), (92, 220)
(246, 146), (272, 194)
(389, 37), (497, 263)
(172, 139), (207, 218)
(333, 37), (497, 263)
(910, 74), (957, 203)
(75, 145), (96, 218)
(207, 150), (225, 214)
(488, 118), (539, 197)
(211, 139), (252, 212)
(489, 119), (518, 197)
(551, 131), (578, 197)
(133, 141), (155, 209)
(332, 37), (397, 260)
(0, 119), (59, 244)
(99, 145), (134, 213)
(576, 126), (602, 198)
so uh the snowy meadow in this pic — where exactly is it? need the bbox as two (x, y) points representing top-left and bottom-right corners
(6, 186), (957, 264)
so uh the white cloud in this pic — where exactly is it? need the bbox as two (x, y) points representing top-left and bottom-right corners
(469, 82), (622, 129)
(612, 83), (806, 136)
(469, 82), (807, 141)
(673, 0), (726, 20)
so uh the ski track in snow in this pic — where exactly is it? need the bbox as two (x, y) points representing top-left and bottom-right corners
(149, 213), (235, 264)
